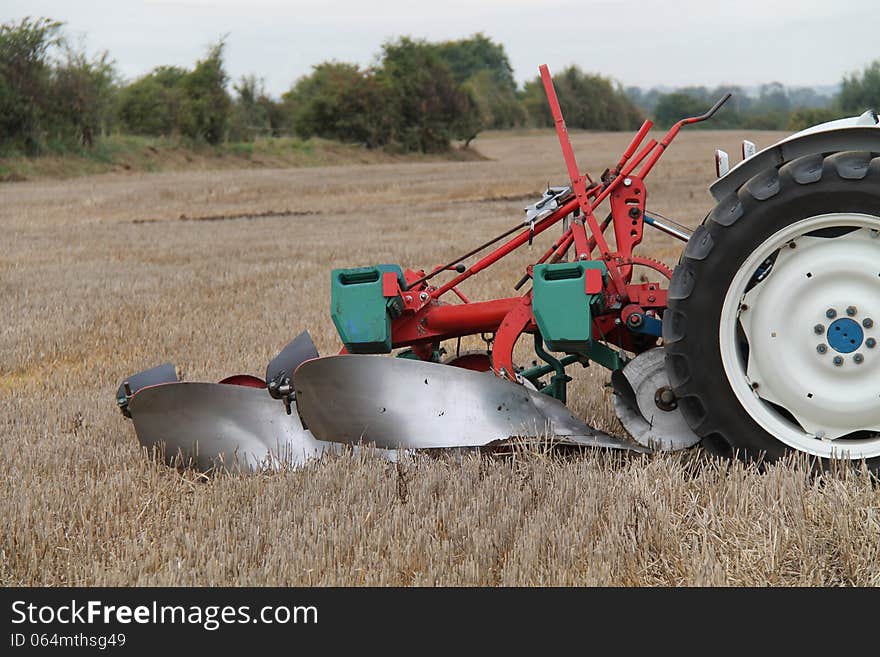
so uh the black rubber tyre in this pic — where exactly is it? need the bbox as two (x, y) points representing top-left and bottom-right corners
(663, 150), (880, 470)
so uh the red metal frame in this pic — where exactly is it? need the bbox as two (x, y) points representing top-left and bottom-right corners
(364, 65), (718, 378)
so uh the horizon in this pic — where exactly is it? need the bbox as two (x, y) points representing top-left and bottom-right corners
(2, 0), (876, 98)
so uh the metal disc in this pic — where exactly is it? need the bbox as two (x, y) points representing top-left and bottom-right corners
(612, 348), (701, 451)
(294, 355), (648, 452)
(127, 381), (397, 472)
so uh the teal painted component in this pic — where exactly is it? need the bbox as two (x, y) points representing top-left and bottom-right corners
(531, 261), (606, 353)
(532, 334), (571, 403)
(588, 341), (626, 371)
(330, 264), (404, 354)
(520, 335), (627, 403)
(520, 353), (581, 385)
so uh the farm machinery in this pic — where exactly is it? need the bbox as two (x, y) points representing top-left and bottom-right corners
(117, 65), (880, 473)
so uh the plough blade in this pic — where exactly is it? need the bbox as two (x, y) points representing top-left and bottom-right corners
(115, 363), (178, 416)
(294, 355), (648, 452)
(126, 381), (339, 472)
(266, 331), (319, 401)
(117, 357), (400, 471)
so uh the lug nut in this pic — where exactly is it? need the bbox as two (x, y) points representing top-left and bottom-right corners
(867, 338), (877, 348)
(814, 324), (825, 335)
(854, 353), (865, 364)
(816, 344), (828, 354)
(826, 308), (837, 319)
(863, 318), (874, 329)
(833, 355), (844, 366)
(847, 306), (858, 317)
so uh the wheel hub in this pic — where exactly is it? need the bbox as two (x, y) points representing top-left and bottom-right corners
(826, 317), (863, 353)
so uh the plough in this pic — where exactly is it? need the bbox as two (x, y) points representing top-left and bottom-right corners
(117, 65), (880, 473)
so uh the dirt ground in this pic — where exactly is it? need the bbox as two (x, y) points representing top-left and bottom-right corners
(4, 129), (880, 586)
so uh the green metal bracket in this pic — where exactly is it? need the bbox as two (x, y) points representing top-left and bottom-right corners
(520, 334), (627, 403)
(395, 346), (444, 363)
(588, 341), (626, 371)
(530, 333), (570, 403)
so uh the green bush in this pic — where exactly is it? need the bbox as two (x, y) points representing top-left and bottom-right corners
(286, 38), (481, 152)
(228, 75), (282, 142)
(177, 42), (230, 144)
(115, 42), (231, 145)
(48, 48), (116, 147)
(116, 66), (185, 137)
(284, 62), (386, 146)
(435, 34), (523, 130)
(840, 59), (880, 114)
(652, 93), (706, 128)
(787, 107), (842, 131)
(0, 17), (62, 154)
(376, 37), (478, 152)
(521, 66), (643, 131)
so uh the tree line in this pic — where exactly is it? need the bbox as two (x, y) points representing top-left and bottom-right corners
(2, 16), (880, 157)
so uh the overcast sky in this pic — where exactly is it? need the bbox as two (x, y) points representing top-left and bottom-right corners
(4, 0), (878, 97)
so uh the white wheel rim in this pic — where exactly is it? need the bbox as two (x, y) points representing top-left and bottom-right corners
(719, 213), (880, 459)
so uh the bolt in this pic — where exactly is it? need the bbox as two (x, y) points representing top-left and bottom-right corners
(750, 381), (760, 390)
(863, 318), (874, 328)
(814, 324), (825, 335)
(833, 355), (844, 366)
(405, 295), (412, 303)
(623, 177), (632, 186)
(816, 344), (828, 354)
(419, 292), (429, 302)
(578, 253), (588, 260)
(847, 306), (858, 317)
(867, 338), (877, 348)
(788, 241), (797, 249)
(655, 387), (678, 411)
(740, 304), (749, 312)
(854, 353), (865, 364)
(826, 308), (837, 319)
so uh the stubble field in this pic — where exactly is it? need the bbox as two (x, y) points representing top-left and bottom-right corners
(3, 129), (880, 586)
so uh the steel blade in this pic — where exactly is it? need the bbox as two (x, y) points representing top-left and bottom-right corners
(127, 381), (395, 472)
(266, 331), (319, 399)
(294, 355), (647, 452)
(116, 363), (178, 405)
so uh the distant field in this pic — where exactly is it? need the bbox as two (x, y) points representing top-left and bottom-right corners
(4, 128), (879, 586)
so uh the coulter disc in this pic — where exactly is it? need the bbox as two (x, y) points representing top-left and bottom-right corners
(612, 348), (701, 451)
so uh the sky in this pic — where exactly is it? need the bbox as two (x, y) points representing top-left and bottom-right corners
(3, 0), (878, 97)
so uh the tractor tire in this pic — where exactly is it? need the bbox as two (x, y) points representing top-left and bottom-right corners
(663, 150), (880, 471)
